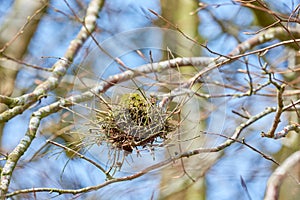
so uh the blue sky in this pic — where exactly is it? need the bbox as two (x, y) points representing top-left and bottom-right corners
(1, 0), (298, 199)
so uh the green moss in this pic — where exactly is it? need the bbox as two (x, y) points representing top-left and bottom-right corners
(119, 93), (152, 126)
(95, 92), (173, 152)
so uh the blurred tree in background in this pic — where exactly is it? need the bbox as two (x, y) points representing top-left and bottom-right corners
(0, 0), (300, 199)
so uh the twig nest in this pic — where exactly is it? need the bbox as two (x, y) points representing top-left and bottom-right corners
(96, 93), (173, 152)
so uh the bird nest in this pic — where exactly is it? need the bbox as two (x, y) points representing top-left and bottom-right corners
(95, 93), (173, 152)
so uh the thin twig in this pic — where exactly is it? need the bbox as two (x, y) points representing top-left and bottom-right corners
(47, 140), (113, 179)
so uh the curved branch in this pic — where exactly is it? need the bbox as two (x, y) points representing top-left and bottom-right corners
(0, 0), (104, 197)
(0, 0), (104, 123)
(5, 105), (278, 198)
(264, 151), (300, 200)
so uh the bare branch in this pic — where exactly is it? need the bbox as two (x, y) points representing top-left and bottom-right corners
(0, 0), (104, 122)
(0, 0), (104, 196)
(264, 151), (300, 200)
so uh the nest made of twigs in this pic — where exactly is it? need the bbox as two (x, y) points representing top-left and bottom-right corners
(95, 93), (173, 152)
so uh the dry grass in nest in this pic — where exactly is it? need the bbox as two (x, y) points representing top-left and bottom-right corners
(95, 93), (174, 152)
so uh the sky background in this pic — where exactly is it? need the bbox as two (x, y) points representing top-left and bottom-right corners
(0, 0), (298, 199)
